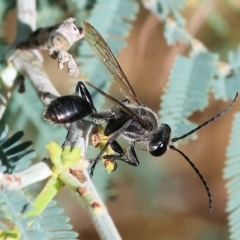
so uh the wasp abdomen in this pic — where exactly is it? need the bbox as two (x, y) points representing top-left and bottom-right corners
(44, 96), (93, 124)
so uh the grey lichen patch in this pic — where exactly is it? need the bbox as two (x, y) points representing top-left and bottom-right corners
(17, 18), (84, 77)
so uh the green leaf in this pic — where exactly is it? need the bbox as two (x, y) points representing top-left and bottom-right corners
(1, 131), (24, 149)
(66, 0), (96, 23)
(159, 52), (218, 139)
(5, 141), (32, 155)
(0, 188), (35, 240)
(164, 19), (191, 45)
(0, 125), (9, 143)
(30, 201), (79, 240)
(224, 112), (240, 240)
(0, 161), (7, 172)
(4, 81), (67, 160)
(36, 1), (64, 27)
(211, 46), (240, 100)
(10, 150), (36, 172)
(0, 127), (35, 173)
(228, 46), (240, 76)
(158, 0), (186, 22)
(0, 188), (78, 240)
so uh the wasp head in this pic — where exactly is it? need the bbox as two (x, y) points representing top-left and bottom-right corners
(148, 124), (171, 157)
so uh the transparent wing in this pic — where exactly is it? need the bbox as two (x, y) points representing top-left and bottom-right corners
(86, 81), (149, 129)
(83, 21), (142, 105)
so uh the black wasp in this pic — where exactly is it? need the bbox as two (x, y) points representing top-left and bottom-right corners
(44, 21), (238, 213)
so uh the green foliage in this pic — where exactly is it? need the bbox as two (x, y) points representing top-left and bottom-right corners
(164, 19), (191, 45)
(159, 52), (218, 139)
(33, 200), (79, 240)
(212, 46), (240, 100)
(0, 188), (35, 239)
(144, 0), (187, 44)
(0, 125), (36, 173)
(228, 46), (240, 76)
(224, 112), (240, 240)
(0, 188), (78, 240)
(3, 81), (66, 160)
(36, 0), (65, 27)
(66, 0), (96, 23)
(158, 0), (186, 24)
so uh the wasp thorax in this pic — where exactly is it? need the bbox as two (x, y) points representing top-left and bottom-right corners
(149, 124), (171, 157)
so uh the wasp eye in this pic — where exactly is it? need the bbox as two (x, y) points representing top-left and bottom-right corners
(149, 143), (167, 157)
(148, 124), (171, 157)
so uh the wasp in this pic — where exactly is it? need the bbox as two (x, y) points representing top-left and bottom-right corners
(44, 21), (238, 213)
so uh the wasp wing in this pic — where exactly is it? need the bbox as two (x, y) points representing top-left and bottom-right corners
(86, 81), (149, 129)
(83, 21), (142, 105)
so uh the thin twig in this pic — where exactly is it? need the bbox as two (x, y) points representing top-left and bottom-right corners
(0, 161), (53, 190)
(63, 122), (122, 240)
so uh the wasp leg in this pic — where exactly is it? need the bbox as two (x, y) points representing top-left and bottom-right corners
(91, 111), (115, 121)
(118, 142), (139, 166)
(76, 81), (96, 112)
(110, 140), (125, 157)
(89, 117), (136, 178)
(104, 141), (139, 166)
(102, 140), (125, 161)
(126, 142), (140, 166)
(76, 81), (115, 120)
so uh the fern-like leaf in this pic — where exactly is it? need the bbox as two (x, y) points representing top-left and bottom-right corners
(0, 184), (78, 239)
(0, 188), (35, 239)
(0, 161), (7, 172)
(30, 200), (79, 240)
(4, 81), (66, 159)
(223, 112), (240, 240)
(228, 46), (240, 76)
(159, 52), (218, 139)
(143, 0), (186, 44)
(212, 46), (240, 100)
(66, 0), (96, 24)
(158, 0), (186, 24)
(36, 1), (64, 27)
(0, 125), (35, 173)
(164, 19), (190, 45)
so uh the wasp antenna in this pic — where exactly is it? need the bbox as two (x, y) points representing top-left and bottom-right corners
(169, 145), (212, 214)
(171, 92), (238, 142)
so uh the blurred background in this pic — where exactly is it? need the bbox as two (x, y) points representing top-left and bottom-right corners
(2, 0), (240, 239)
